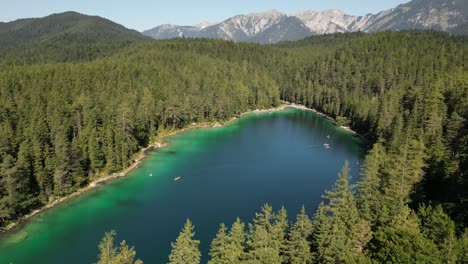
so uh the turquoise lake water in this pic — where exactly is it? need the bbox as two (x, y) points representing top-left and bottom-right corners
(0, 108), (365, 263)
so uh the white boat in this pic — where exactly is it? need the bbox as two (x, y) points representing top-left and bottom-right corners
(323, 143), (330, 149)
(174, 176), (181, 181)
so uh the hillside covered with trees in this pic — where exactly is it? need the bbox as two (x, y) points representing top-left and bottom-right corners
(0, 12), (466, 263)
(0, 11), (148, 64)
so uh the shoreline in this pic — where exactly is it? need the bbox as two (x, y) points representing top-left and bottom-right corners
(1, 142), (168, 234)
(0, 102), (361, 236)
(282, 102), (362, 136)
(0, 104), (288, 235)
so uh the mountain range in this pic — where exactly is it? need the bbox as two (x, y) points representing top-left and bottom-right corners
(143, 0), (468, 43)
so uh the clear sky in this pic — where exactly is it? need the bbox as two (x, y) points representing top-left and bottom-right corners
(0, 0), (409, 31)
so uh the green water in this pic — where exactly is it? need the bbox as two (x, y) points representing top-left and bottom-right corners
(0, 108), (365, 263)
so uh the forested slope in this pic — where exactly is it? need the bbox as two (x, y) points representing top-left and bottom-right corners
(161, 31), (467, 264)
(0, 24), (466, 263)
(275, 31), (467, 225)
(0, 11), (148, 64)
(0, 41), (280, 224)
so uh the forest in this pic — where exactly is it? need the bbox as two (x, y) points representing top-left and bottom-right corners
(0, 28), (466, 263)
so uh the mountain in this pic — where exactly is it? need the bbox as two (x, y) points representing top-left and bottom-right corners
(0, 11), (146, 49)
(0, 11), (147, 64)
(358, 0), (468, 32)
(294, 9), (357, 34)
(294, 0), (467, 33)
(142, 24), (200, 39)
(143, 0), (467, 43)
(198, 10), (289, 41)
(142, 10), (311, 43)
(249, 16), (314, 44)
(194, 21), (217, 29)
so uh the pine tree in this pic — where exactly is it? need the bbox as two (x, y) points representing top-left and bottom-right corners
(0, 154), (17, 221)
(245, 224), (281, 264)
(383, 138), (426, 217)
(98, 230), (117, 264)
(245, 205), (281, 264)
(357, 142), (385, 224)
(97, 230), (143, 264)
(285, 206), (313, 264)
(253, 204), (274, 232)
(273, 206), (289, 262)
(349, 218), (372, 257)
(169, 219), (201, 264)
(457, 229), (468, 264)
(225, 218), (247, 263)
(113, 240), (143, 264)
(312, 161), (360, 264)
(418, 204), (458, 263)
(424, 80), (445, 141)
(208, 223), (229, 264)
(370, 206), (442, 264)
(13, 141), (38, 212)
(52, 130), (73, 196)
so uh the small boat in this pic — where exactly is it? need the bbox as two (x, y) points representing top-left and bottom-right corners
(174, 176), (181, 181)
(323, 143), (330, 149)
(327, 135), (331, 139)
(149, 173), (153, 177)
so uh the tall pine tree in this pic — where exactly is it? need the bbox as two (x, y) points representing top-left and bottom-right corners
(169, 219), (201, 264)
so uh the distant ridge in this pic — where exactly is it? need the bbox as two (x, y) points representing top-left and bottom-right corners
(143, 0), (468, 43)
(0, 11), (146, 48)
(0, 11), (148, 64)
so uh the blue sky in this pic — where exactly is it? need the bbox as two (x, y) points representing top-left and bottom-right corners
(0, 0), (409, 31)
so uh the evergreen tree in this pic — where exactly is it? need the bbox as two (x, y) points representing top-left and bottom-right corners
(97, 230), (142, 264)
(370, 206), (442, 264)
(112, 240), (143, 264)
(169, 219), (201, 264)
(285, 206), (313, 264)
(253, 204), (274, 232)
(245, 224), (281, 264)
(0, 155), (17, 221)
(357, 142), (385, 224)
(418, 204), (458, 263)
(383, 137), (426, 217)
(245, 205), (281, 264)
(98, 230), (117, 264)
(457, 229), (468, 264)
(312, 161), (360, 263)
(224, 218), (247, 263)
(208, 223), (229, 264)
(273, 206), (289, 262)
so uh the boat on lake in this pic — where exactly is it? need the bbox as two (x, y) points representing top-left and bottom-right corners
(174, 176), (181, 181)
(323, 143), (330, 149)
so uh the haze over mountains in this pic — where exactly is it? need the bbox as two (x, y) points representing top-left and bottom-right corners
(143, 0), (468, 43)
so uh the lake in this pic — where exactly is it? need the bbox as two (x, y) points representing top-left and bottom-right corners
(0, 108), (365, 263)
